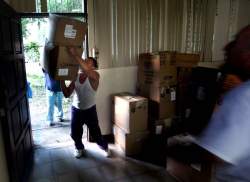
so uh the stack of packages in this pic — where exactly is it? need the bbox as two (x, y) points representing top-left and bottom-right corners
(113, 93), (149, 156)
(174, 53), (200, 122)
(137, 52), (177, 135)
(135, 52), (177, 166)
(41, 14), (87, 80)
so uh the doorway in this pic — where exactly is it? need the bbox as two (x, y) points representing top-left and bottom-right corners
(21, 9), (88, 149)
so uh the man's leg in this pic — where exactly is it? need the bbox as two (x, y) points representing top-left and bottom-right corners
(71, 106), (85, 150)
(55, 92), (64, 121)
(84, 106), (108, 150)
(46, 90), (55, 125)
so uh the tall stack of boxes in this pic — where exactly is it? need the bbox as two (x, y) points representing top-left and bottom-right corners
(113, 93), (149, 156)
(137, 52), (177, 134)
(174, 53), (200, 121)
(41, 15), (87, 80)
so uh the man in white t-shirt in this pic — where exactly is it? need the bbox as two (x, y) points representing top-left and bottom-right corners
(61, 48), (110, 158)
(195, 25), (250, 181)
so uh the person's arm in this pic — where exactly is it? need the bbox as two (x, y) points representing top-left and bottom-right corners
(60, 80), (75, 98)
(67, 47), (100, 90)
(194, 88), (250, 166)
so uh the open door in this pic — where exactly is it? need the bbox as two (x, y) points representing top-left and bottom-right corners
(0, 1), (33, 182)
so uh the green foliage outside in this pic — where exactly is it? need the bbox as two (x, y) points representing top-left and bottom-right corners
(24, 42), (40, 63)
(47, 0), (83, 13)
(22, 18), (46, 40)
(22, 18), (46, 63)
(27, 73), (44, 87)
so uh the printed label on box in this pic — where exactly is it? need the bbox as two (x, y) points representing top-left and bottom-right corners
(64, 24), (77, 39)
(170, 89), (176, 101)
(156, 125), (163, 135)
(58, 68), (69, 76)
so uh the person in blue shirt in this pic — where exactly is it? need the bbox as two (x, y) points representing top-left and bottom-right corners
(26, 81), (32, 99)
(43, 70), (64, 126)
(194, 25), (250, 182)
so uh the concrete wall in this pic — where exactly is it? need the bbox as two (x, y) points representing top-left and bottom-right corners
(237, 0), (250, 32)
(212, 0), (231, 61)
(212, 0), (250, 62)
(96, 66), (137, 134)
(0, 119), (9, 182)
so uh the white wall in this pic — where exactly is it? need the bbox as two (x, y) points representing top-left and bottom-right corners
(96, 66), (137, 134)
(212, 0), (231, 61)
(237, 0), (250, 32)
(0, 120), (9, 182)
(212, 0), (250, 61)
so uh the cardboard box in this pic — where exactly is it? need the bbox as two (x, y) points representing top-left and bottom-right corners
(138, 84), (176, 119)
(138, 53), (177, 87)
(176, 67), (193, 119)
(111, 92), (133, 123)
(173, 53), (200, 68)
(167, 157), (213, 182)
(41, 44), (82, 80)
(114, 95), (148, 133)
(150, 118), (173, 135)
(47, 14), (87, 46)
(113, 125), (149, 156)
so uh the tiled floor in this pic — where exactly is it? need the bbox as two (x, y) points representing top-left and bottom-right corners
(28, 142), (177, 182)
(32, 124), (87, 148)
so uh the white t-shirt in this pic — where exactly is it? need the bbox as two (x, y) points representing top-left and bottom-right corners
(72, 75), (96, 110)
(194, 80), (250, 182)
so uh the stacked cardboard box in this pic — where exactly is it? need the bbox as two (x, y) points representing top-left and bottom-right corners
(111, 92), (132, 123)
(113, 93), (149, 156)
(137, 52), (177, 133)
(173, 53), (200, 68)
(41, 14), (87, 80)
(174, 53), (200, 119)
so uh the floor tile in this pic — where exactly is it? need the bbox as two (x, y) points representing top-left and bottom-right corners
(30, 126), (177, 182)
(56, 173), (82, 182)
(111, 177), (135, 182)
(74, 157), (99, 170)
(29, 177), (56, 182)
(133, 170), (177, 182)
(50, 148), (72, 161)
(52, 159), (75, 175)
(99, 160), (131, 181)
(122, 160), (150, 176)
(29, 163), (54, 181)
(34, 148), (51, 165)
(78, 167), (106, 182)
